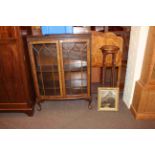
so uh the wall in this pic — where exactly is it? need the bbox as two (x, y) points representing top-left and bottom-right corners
(123, 26), (149, 108)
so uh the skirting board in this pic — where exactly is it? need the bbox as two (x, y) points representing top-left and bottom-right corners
(130, 104), (155, 120)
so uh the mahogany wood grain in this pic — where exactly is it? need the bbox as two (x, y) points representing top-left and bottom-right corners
(0, 26), (35, 116)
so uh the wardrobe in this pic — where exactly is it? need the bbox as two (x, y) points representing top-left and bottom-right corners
(0, 26), (35, 116)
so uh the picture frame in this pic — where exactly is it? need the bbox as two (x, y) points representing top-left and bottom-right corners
(98, 87), (119, 111)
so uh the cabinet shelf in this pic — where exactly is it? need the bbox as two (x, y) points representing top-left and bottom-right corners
(39, 88), (60, 90)
(36, 65), (58, 72)
(64, 60), (87, 71)
(66, 87), (87, 95)
(65, 79), (87, 87)
(36, 62), (87, 72)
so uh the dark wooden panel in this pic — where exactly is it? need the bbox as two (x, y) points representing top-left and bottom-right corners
(0, 26), (35, 115)
(0, 41), (27, 103)
(0, 26), (17, 39)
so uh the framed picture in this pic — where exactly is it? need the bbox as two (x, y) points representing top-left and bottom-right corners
(98, 87), (119, 111)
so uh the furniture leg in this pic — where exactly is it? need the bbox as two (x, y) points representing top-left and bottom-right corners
(88, 98), (92, 109)
(112, 53), (116, 87)
(36, 98), (42, 111)
(25, 106), (34, 116)
(25, 110), (34, 117)
(110, 66), (113, 86)
(100, 67), (103, 84)
(117, 66), (121, 87)
(101, 53), (106, 85)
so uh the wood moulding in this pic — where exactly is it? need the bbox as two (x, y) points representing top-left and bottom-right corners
(130, 104), (155, 120)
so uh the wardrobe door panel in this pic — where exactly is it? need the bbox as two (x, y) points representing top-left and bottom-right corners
(0, 41), (26, 103)
(0, 26), (35, 115)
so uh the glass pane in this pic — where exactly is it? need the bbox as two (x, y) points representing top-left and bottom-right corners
(32, 43), (61, 96)
(33, 43), (57, 65)
(62, 41), (88, 95)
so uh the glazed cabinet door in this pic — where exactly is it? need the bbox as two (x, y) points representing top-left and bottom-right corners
(60, 39), (91, 97)
(28, 41), (63, 98)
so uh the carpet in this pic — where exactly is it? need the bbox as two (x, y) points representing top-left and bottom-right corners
(0, 94), (155, 129)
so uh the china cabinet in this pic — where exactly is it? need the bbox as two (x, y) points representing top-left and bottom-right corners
(27, 34), (92, 109)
